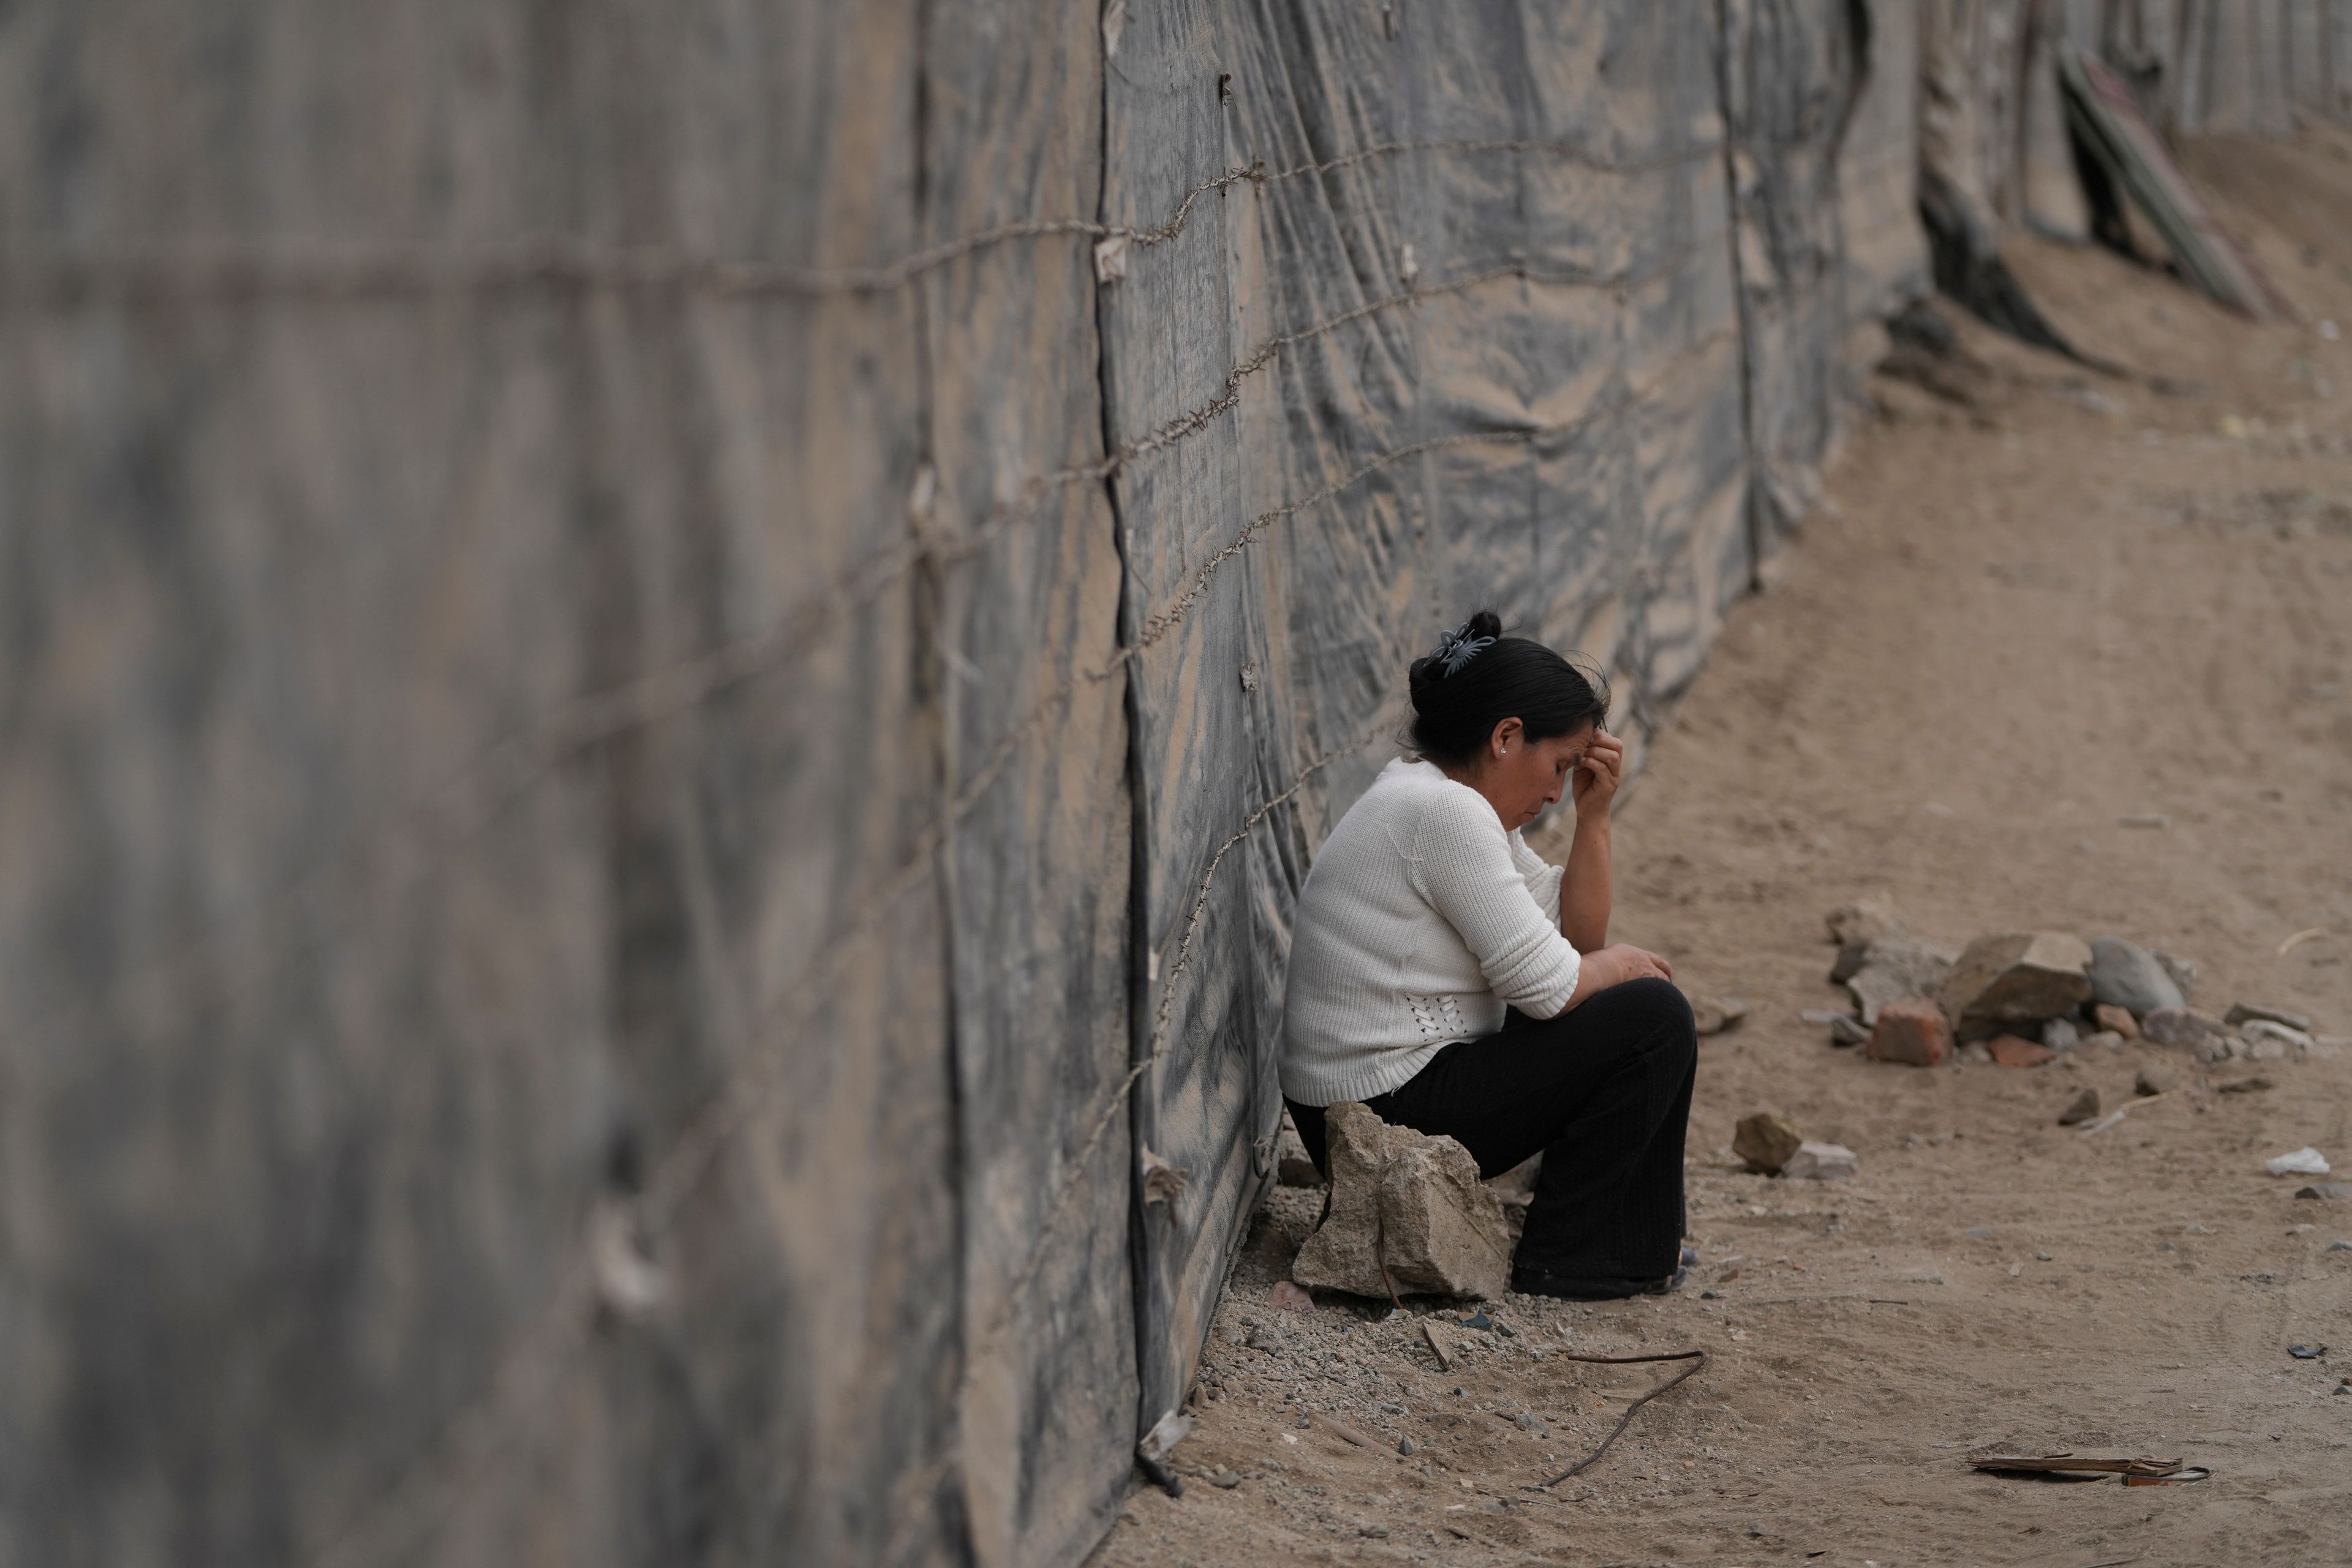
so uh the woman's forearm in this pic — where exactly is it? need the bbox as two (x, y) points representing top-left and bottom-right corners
(1560, 817), (1611, 952)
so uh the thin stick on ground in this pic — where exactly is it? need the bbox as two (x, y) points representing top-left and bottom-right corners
(2080, 1088), (2176, 1135)
(1529, 1349), (1709, 1489)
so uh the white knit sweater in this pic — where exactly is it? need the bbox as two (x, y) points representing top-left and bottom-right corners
(1278, 756), (1581, 1106)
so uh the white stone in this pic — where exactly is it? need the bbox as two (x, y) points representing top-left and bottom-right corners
(2267, 1148), (2332, 1177)
(1783, 1141), (1858, 1180)
(2241, 1018), (2315, 1055)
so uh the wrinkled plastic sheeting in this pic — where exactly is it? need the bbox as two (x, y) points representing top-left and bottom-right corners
(925, 5), (1142, 1566)
(2064, 0), (2339, 135)
(1912, 1), (2089, 243)
(1098, 0), (1912, 1438)
(0, 3), (1133, 1566)
(2, 1), (1945, 1564)
(1842, 1), (1936, 326)
(1720, 0), (1923, 567)
(2284, 1), (2352, 120)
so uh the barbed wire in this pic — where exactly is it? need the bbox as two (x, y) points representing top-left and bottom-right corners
(293, 387), (1600, 1564)
(300, 287), (1766, 1559)
(0, 134), (1717, 303)
(2, 105), (1744, 1563)
(2, 220), (1729, 1069)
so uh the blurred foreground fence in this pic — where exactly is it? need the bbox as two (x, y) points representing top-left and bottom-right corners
(0, 2), (2335, 1565)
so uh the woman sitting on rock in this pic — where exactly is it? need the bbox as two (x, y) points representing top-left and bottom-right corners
(1280, 609), (1697, 1300)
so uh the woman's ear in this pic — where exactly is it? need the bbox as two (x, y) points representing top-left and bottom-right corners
(1492, 717), (1523, 757)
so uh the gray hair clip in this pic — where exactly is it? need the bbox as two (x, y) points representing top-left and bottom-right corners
(1430, 620), (1495, 677)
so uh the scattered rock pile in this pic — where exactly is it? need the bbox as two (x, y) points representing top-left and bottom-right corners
(1812, 901), (2338, 1070)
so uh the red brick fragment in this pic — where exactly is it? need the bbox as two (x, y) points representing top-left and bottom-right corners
(1867, 997), (1953, 1067)
(1987, 1033), (2057, 1068)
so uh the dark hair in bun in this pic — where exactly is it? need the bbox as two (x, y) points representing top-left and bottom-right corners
(1406, 609), (1609, 765)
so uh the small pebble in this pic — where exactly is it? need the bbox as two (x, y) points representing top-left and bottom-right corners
(1397, 1436), (1416, 1457)
(2034, 1250), (2053, 1261)
(1211, 1468), (1242, 1488)
(2290, 1344), (2328, 1360)
(2329, 1240), (2352, 1253)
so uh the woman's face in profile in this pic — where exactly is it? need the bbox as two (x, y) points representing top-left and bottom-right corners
(1487, 719), (1596, 829)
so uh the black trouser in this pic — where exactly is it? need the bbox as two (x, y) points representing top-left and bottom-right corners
(1286, 977), (1697, 1294)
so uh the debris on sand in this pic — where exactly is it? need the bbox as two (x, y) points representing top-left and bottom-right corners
(2239, 1019), (2315, 1060)
(1988, 1033), (2057, 1068)
(1825, 897), (1904, 949)
(2155, 949), (2198, 1003)
(1783, 1141), (1858, 1180)
(2267, 1148), (2332, 1177)
(2094, 1003), (2140, 1039)
(2294, 1182), (2351, 1200)
(2227, 1002), (2313, 1032)
(2089, 936), (2186, 1016)
(2135, 1066), (2171, 1096)
(2057, 1087), (2101, 1126)
(1734, 1112), (1806, 1174)
(1803, 1008), (1872, 1046)
(1291, 1102), (1513, 1300)
(1969, 1452), (2207, 1483)
(1939, 933), (2094, 1038)
(1690, 996), (1749, 1036)
(2216, 1076), (2274, 1095)
(1268, 1280), (1314, 1313)
(2141, 1006), (2232, 1057)
(1866, 997), (1953, 1066)
(1844, 936), (1959, 1025)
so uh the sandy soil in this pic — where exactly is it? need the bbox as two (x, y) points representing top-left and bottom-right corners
(1090, 126), (2352, 1567)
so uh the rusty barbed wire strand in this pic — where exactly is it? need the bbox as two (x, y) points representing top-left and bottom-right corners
(3, 121), (1739, 1564)
(0, 135), (1717, 302)
(324, 312), (1763, 1559)
(296, 368), (1641, 1562)
(4, 226), (1730, 1071)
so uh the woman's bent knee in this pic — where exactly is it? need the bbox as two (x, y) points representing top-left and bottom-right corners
(1600, 976), (1696, 1058)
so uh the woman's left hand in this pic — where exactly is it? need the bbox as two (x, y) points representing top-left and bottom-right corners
(1570, 729), (1623, 823)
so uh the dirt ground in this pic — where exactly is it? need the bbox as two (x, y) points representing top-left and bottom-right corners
(1090, 126), (2352, 1567)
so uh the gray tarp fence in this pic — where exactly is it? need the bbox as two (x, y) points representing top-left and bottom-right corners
(2058, 1), (2352, 134)
(51, 1), (2352, 1564)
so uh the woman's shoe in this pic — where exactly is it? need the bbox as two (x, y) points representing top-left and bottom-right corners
(1510, 1261), (1686, 1300)
(1636, 1264), (1689, 1296)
